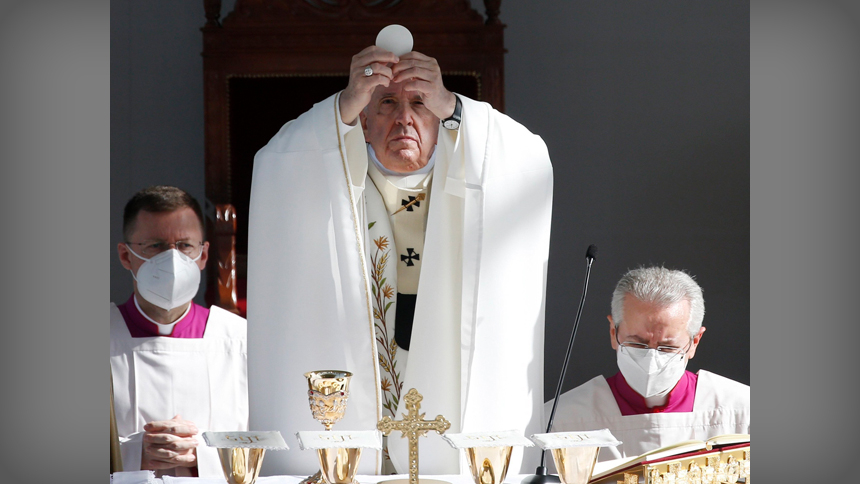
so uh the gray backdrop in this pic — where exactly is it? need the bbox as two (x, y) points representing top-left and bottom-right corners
(10, 0), (860, 480)
(111, 0), (749, 401)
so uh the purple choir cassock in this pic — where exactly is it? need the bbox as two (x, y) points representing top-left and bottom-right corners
(117, 294), (209, 338)
(606, 370), (698, 416)
(110, 295), (247, 476)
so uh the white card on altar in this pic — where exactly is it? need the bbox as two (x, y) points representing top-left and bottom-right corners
(530, 429), (621, 449)
(110, 470), (155, 484)
(295, 430), (383, 450)
(202, 430), (289, 450)
(376, 24), (413, 56)
(442, 429), (535, 449)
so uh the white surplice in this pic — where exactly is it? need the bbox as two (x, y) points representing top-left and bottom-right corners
(110, 303), (249, 477)
(247, 92), (553, 475)
(547, 370), (750, 462)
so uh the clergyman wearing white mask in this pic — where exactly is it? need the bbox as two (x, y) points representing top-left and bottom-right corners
(110, 186), (248, 478)
(547, 266), (749, 462)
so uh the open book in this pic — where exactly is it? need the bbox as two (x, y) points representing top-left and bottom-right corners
(590, 433), (750, 482)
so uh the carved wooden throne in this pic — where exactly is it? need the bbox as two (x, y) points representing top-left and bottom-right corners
(201, 0), (506, 314)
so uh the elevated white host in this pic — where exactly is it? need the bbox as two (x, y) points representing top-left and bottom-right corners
(376, 24), (413, 56)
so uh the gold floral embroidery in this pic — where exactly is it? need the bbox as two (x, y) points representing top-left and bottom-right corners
(369, 234), (403, 419)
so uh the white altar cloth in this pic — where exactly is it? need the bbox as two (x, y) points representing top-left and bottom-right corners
(113, 474), (528, 484)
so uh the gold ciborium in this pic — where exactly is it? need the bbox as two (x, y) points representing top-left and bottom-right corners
(550, 446), (600, 484)
(304, 370), (353, 430)
(465, 446), (513, 484)
(317, 447), (363, 484)
(216, 447), (266, 484)
(301, 370), (353, 484)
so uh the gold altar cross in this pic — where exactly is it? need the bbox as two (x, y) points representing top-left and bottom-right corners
(378, 388), (451, 484)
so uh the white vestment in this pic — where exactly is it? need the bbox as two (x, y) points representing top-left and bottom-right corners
(110, 303), (249, 477)
(547, 370), (750, 462)
(247, 92), (553, 475)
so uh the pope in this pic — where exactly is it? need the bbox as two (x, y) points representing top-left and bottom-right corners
(246, 33), (554, 475)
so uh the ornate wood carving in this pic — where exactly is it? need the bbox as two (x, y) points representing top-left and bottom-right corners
(204, 0), (222, 27)
(205, 203), (239, 313)
(483, 0), (501, 25)
(226, 0), (481, 22)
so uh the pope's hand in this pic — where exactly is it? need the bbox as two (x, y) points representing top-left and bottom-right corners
(141, 415), (199, 470)
(391, 51), (457, 121)
(339, 45), (400, 126)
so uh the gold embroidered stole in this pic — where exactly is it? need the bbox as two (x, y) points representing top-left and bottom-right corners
(365, 160), (432, 473)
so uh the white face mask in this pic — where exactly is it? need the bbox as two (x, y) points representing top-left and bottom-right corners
(127, 246), (201, 311)
(616, 345), (688, 398)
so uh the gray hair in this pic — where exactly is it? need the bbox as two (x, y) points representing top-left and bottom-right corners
(611, 266), (705, 338)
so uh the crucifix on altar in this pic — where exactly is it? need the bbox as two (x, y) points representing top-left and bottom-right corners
(378, 388), (451, 484)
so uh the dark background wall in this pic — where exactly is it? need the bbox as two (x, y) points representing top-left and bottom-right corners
(111, 0), (749, 401)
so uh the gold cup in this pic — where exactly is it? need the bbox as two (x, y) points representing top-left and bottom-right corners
(216, 447), (266, 484)
(316, 447), (363, 484)
(304, 370), (353, 431)
(550, 446), (600, 484)
(465, 446), (513, 484)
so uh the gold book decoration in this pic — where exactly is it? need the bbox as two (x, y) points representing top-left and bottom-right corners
(616, 474), (637, 484)
(589, 434), (750, 484)
(377, 388), (451, 484)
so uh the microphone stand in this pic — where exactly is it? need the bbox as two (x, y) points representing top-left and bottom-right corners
(522, 245), (597, 484)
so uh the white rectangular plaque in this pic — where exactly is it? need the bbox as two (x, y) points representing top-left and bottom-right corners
(442, 429), (534, 449)
(530, 428), (621, 449)
(202, 430), (289, 450)
(295, 430), (383, 450)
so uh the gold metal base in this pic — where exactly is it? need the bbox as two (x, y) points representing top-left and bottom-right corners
(299, 470), (326, 484)
(317, 447), (363, 484)
(465, 446), (513, 484)
(216, 448), (267, 484)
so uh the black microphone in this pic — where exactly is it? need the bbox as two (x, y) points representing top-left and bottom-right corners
(522, 244), (598, 484)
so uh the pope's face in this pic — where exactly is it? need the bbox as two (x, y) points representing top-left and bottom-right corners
(609, 295), (705, 359)
(117, 207), (209, 281)
(360, 82), (440, 173)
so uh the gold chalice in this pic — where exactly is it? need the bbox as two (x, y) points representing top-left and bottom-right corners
(305, 370), (353, 430)
(317, 447), (363, 484)
(216, 447), (266, 484)
(301, 370), (353, 484)
(465, 446), (513, 484)
(550, 446), (600, 484)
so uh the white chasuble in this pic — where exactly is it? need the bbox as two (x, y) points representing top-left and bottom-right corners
(247, 92), (553, 475)
(547, 370), (750, 463)
(109, 303), (248, 477)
